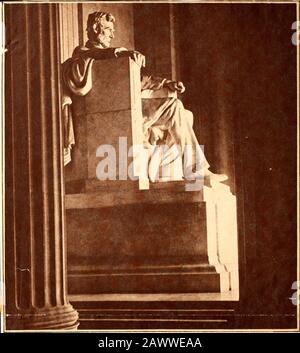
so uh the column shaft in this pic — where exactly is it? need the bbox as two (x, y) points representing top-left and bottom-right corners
(5, 3), (78, 330)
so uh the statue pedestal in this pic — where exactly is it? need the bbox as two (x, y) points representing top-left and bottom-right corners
(66, 181), (238, 294)
(65, 57), (239, 296)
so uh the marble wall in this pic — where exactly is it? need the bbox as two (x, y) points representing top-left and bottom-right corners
(59, 3), (79, 63)
(176, 3), (297, 326)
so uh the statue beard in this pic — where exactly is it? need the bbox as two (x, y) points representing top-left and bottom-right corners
(97, 34), (111, 49)
(88, 28), (111, 48)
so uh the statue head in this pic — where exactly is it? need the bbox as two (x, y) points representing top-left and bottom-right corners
(86, 11), (115, 48)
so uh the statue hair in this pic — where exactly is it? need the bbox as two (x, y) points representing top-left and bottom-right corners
(86, 12), (115, 41)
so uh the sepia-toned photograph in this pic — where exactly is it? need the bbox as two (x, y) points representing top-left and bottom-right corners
(0, 0), (298, 333)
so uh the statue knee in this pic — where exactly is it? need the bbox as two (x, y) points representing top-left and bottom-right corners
(185, 109), (194, 126)
(173, 98), (184, 110)
(171, 99), (194, 126)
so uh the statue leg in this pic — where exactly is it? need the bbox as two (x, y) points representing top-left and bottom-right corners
(163, 99), (210, 177)
(178, 107), (227, 182)
(142, 97), (227, 182)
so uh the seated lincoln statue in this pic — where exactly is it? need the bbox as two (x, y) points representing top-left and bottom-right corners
(62, 11), (227, 183)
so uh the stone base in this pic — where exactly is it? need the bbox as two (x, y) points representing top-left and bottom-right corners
(6, 304), (79, 330)
(68, 265), (229, 294)
(65, 180), (238, 295)
(69, 295), (237, 330)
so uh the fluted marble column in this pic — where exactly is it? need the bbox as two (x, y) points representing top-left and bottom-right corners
(5, 3), (79, 330)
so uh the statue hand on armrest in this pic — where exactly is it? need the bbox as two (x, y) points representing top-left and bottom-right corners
(114, 48), (146, 68)
(141, 78), (185, 99)
(163, 80), (185, 94)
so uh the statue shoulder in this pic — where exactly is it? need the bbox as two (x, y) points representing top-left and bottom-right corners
(72, 45), (89, 57)
(71, 45), (117, 60)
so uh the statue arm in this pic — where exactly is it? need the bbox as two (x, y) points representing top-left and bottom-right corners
(73, 46), (147, 68)
(141, 74), (185, 93)
(114, 48), (146, 68)
(72, 46), (119, 60)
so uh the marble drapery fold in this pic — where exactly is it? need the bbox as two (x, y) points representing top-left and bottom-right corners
(61, 45), (119, 165)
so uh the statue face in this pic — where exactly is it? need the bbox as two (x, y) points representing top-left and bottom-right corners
(98, 21), (115, 48)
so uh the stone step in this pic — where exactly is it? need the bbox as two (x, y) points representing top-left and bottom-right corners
(68, 270), (230, 294)
(66, 178), (189, 194)
(69, 297), (236, 330)
(68, 264), (217, 275)
(65, 187), (204, 209)
(65, 178), (229, 195)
